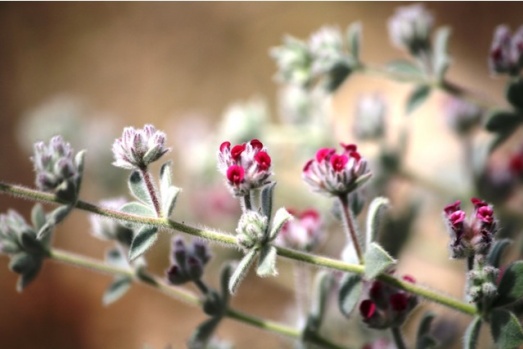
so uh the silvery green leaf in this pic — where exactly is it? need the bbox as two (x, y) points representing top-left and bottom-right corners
(308, 271), (333, 331)
(346, 22), (361, 61)
(16, 262), (41, 292)
(490, 309), (523, 349)
(365, 197), (390, 250)
(268, 207), (293, 241)
(260, 182), (277, 220)
(120, 201), (155, 218)
(256, 245), (278, 277)
(364, 242), (396, 279)
(188, 317), (222, 349)
(493, 261), (523, 307)
(102, 276), (132, 305)
(386, 59), (424, 81)
(406, 85), (431, 115)
(229, 249), (258, 295)
(433, 26), (451, 82)
(74, 149), (86, 175)
(9, 252), (37, 274)
(31, 204), (46, 231)
(0, 241), (20, 254)
(338, 273), (363, 317)
(464, 316), (482, 349)
(352, 171), (372, 192)
(487, 239), (511, 268)
(20, 232), (45, 255)
(161, 186), (181, 219)
(220, 264), (233, 306)
(37, 205), (71, 239)
(416, 312), (438, 349)
(128, 171), (152, 206)
(160, 161), (173, 196)
(105, 247), (129, 269)
(129, 226), (158, 261)
(143, 144), (162, 165)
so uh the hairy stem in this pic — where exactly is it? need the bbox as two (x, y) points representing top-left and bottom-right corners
(338, 195), (364, 264)
(139, 167), (161, 217)
(0, 182), (477, 316)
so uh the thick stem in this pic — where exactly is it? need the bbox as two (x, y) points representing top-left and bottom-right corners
(139, 167), (161, 217)
(391, 326), (407, 349)
(338, 195), (364, 264)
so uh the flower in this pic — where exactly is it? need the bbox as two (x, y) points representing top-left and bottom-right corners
(387, 3), (434, 55)
(217, 139), (273, 197)
(275, 209), (323, 251)
(166, 237), (211, 285)
(359, 274), (418, 329)
(443, 198), (497, 258)
(353, 94), (387, 140)
(270, 35), (314, 87)
(112, 124), (170, 170)
(443, 97), (482, 135)
(302, 143), (371, 197)
(489, 25), (523, 75)
(31, 136), (81, 197)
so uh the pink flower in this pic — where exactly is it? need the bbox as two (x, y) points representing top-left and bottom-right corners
(275, 208), (323, 251)
(218, 139), (273, 197)
(302, 143), (371, 197)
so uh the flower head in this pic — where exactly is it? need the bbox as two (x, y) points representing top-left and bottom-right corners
(275, 209), (323, 251)
(388, 4), (434, 55)
(271, 35), (314, 87)
(443, 198), (497, 258)
(218, 139), (273, 197)
(353, 94), (387, 140)
(489, 25), (523, 75)
(302, 143), (371, 197)
(166, 237), (211, 285)
(112, 124), (170, 170)
(443, 97), (482, 135)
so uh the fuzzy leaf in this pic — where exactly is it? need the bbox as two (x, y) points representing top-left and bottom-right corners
(308, 271), (333, 330)
(268, 207), (292, 241)
(487, 239), (511, 268)
(128, 171), (152, 205)
(506, 78), (523, 110)
(416, 312), (438, 349)
(346, 22), (361, 61)
(161, 186), (181, 219)
(256, 245), (278, 277)
(464, 316), (482, 349)
(338, 273), (363, 317)
(365, 197), (390, 250)
(493, 261), (523, 307)
(16, 262), (41, 292)
(188, 317), (222, 349)
(325, 61), (352, 93)
(228, 249), (258, 295)
(352, 171), (372, 192)
(406, 85), (431, 115)
(37, 205), (71, 240)
(31, 204), (46, 231)
(433, 26), (451, 82)
(386, 60), (424, 80)
(485, 110), (522, 133)
(74, 149), (86, 176)
(120, 201), (155, 218)
(160, 161), (173, 194)
(260, 182), (277, 220)
(490, 309), (523, 349)
(364, 242), (396, 279)
(129, 226), (158, 261)
(220, 264), (233, 306)
(105, 247), (129, 269)
(102, 276), (132, 305)
(19, 232), (45, 255)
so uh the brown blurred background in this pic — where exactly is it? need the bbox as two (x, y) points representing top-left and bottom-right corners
(0, 2), (522, 349)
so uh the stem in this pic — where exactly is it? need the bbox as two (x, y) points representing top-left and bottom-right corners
(139, 167), (161, 217)
(241, 193), (252, 212)
(194, 279), (210, 295)
(0, 182), (478, 316)
(45, 248), (345, 349)
(338, 195), (364, 264)
(391, 326), (407, 349)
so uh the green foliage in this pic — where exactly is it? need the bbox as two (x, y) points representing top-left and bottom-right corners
(338, 274), (363, 317)
(464, 316), (482, 349)
(490, 309), (523, 349)
(364, 242), (396, 279)
(493, 261), (523, 307)
(129, 226), (158, 261)
(406, 85), (431, 115)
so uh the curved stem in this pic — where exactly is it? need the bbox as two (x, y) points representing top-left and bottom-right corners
(45, 248), (345, 349)
(338, 195), (364, 264)
(391, 326), (407, 349)
(0, 182), (477, 316)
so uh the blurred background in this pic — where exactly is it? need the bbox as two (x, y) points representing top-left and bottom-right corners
(1, 2), (523, 349)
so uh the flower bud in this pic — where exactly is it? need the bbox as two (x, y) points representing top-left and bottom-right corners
(166, 237), (211, 285)
(270, 35), (313, 87)
(489, 25), (523, 75)
(443, 97), (482, 135)
(236, 210), (269, 249)
(387, 4), (433, 56)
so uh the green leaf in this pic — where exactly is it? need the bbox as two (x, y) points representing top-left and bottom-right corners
(260, 182), (277, 220)
(102, 276), (132, 305)
(220, 264), (233, 306)
(9, 252), (37, 274)
(506, 78), (523, 110)
(338, 273), (363, 317)
(128, 171), (152, 205)
(464, 316), (482, 349)
(406, 85), (431, 115)
(490, 309), (523, 349)
(129, 226), (158, 261)
(37, 205), (72, 239)
(386, 60), (424, 80)
(161, 185), (181, 218)
(159, 161), (173, 193)
(485, 110), (522, 133)
(364, 242), (396, 279)
(493, 261), (523, 307)
(487, 239), (512, 268)
(308, 271), (333, 330)
(19, 232), (45, 255)
(188, 317), (221, 349)
(105, 248), (129, 269)
(352, 171), (372, 192)
(31, 204), (46, 231)
(346, 22), (361, 61)
(325, 61), (352, 93)
(365, 197), (390, 250)
(416, 312), (438, 349)
(256, 245), (278, 277)
(433, 26), (451, 82)
(268, 207), (292, 241)
(228, 249), (258, 295)
(120, 201), (155, 218)
(16, 261), (42, 292)
(74, 149), (86, 177)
